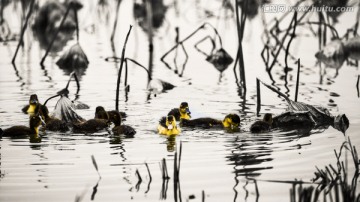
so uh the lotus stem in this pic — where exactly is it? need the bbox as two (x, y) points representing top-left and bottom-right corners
(115, 25), (132, 111)
(12, 0), (34, 64)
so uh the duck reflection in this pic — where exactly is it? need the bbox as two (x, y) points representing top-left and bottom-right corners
(226, 119), (319, 201)
(166, 134), (176, 152)
(226, 135), (274, 178)
(315, 39), (346, 76)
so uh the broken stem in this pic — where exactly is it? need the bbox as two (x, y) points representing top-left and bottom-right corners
(256, 78), (261, 116)
(115, 25), (132, 111)
(295, 58), (301, 102)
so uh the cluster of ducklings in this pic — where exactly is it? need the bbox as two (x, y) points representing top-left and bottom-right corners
(0, 94), (135, 140)
(157, 102), (242, 135)
(0, 95), (282, 140)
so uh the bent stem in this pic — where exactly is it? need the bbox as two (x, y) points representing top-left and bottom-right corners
(115, 25), (132, 111)
(12, 0), (34, 64)
(43, 94), (61, 106)
(161, 22), (222, 72)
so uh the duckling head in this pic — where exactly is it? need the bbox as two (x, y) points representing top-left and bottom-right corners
(27, 94), (40, 114)
(263, 113), (273, 125)
(179, 102), (191, 119)
(29, 94), (39, 105)
(166, 115), (177, 130)
(95, 106), (109, 120)
(333, 114), (349, 134)
(109, 111), (122, 127)
(30, 114), (46, 135)
(223, 114), (240, 128)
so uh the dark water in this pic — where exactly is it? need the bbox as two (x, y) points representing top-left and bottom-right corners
(0, 0), (359, 201)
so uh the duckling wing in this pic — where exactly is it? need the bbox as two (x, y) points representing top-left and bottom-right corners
(112, 125), (136, 137)
(181, 118), (221, 128)
(73, 119), (108, 133)
(21, 105), (29, 113)
(159, 116), (167, 128)
(46, 118), (69, 132)
(2, 126), (32, 137)
(168, 108), (180, 120)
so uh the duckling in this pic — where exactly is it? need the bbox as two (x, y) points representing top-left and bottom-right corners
(158, 115), (181, 135)
(180, 114), (240, 130)
(95, 106), (127, 120)
(94, 106), (135, 137)
(0, 114), (45, 138)
(73, 119), (110, 134)
(22, 94), (41, 114)
(250, 113), (273, 133)
(109, 111), (136, 137)
(168, 102), (191, 121)
(39, 105), (69, 132)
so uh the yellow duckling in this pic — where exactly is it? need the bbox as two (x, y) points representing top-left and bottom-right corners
(158, 115), (181, 135)
(168, 102), (191, 121)
(22, 94), (41, 114)
(250, 113), (273, 133)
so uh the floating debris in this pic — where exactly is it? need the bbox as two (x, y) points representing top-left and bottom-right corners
(56, 43), (89, 76)
(262, 81), (349, 134)
(147, 79), (175, 94)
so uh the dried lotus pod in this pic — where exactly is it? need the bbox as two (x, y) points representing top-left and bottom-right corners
(56, 43), (89, 71)
(206, 48), (234, 72)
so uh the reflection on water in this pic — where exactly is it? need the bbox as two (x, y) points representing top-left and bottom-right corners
(32, 1), (77, 52)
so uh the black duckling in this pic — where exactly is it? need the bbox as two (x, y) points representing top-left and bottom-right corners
(22, 94), (41, 114)
(168, 102), (191, 121)
(73, 118), (110, 134)
(95, 106), (135, 137)
(250, 113), (273, 133)
(158, 115), (181, 135)
(181, 114), (240, 129)
(39, 105), (69, 132)
(0, 114), (45, 138)
(109, 111), (136, 137)
(95, 106), (127, 120)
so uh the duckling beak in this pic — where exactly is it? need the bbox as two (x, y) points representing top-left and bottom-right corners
(30, 98), (38, 104)
(186, 108), (191, 115)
